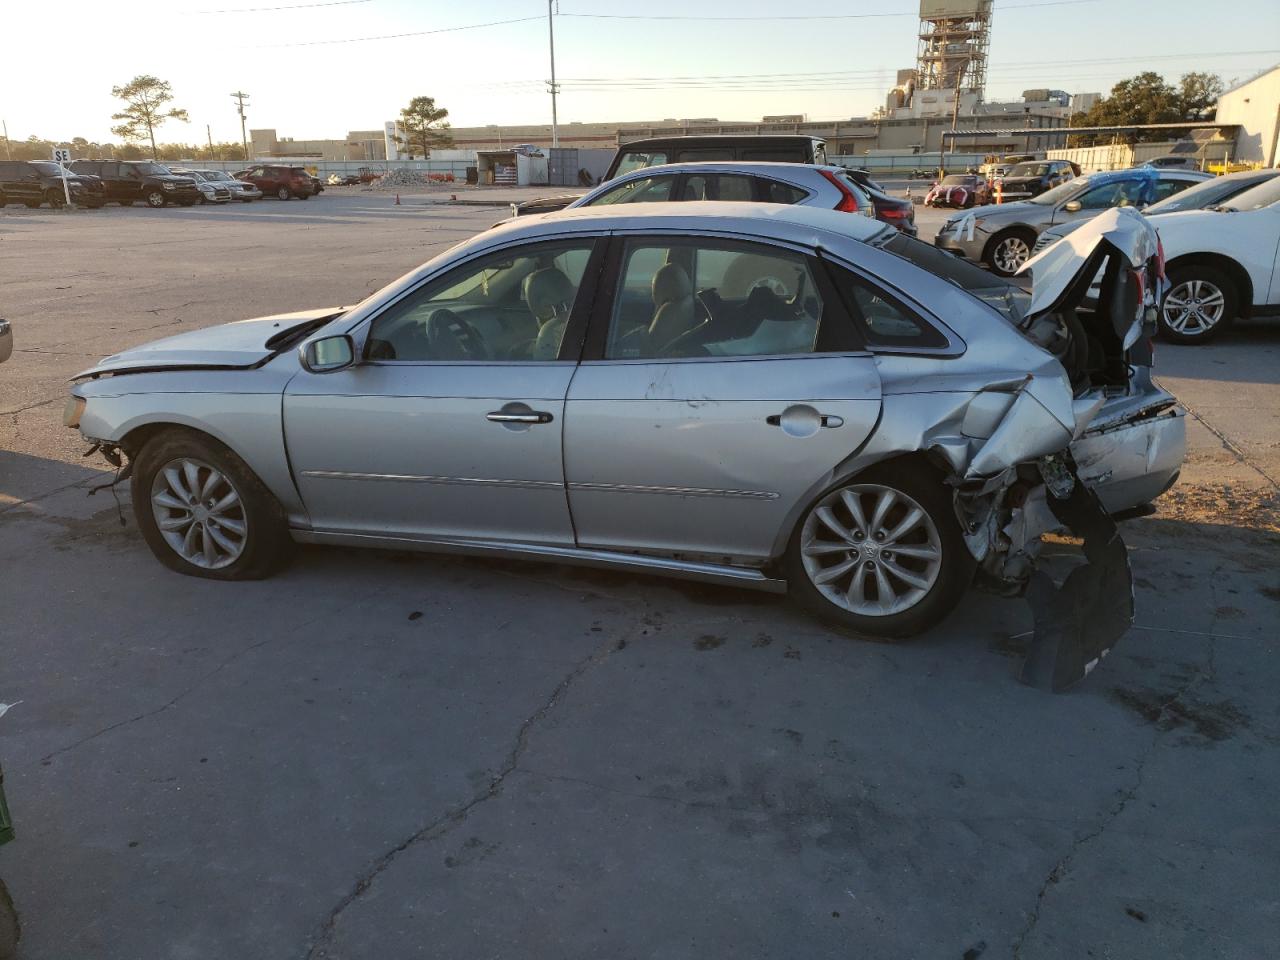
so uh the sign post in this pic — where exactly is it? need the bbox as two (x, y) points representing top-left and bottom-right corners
(51, 148), (72, 208)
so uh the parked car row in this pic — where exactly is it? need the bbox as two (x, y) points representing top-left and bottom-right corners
(0, 160), (323, 210)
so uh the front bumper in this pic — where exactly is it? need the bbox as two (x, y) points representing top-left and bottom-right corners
(230, 184), (263, 199)
(933, 221), (988, 261)
(164, 187), (203, 203)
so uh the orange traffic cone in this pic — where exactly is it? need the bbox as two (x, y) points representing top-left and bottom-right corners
(995, 179), (1003, 204)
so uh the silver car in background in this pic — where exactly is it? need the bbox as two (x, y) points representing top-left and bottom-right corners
(171, 169), (232, 205)
(935, 167), (1211, 276)
(67, 203), (1183, 690)
(565, 162), (876, 217)
(191, 169), (263, 202)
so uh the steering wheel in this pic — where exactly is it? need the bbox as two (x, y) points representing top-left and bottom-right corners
(425, 308), (487, 361)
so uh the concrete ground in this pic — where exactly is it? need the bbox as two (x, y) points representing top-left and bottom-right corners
(0, 196), (1276, 960)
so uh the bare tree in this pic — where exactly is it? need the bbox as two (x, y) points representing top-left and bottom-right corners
(111, 76), (189, 160)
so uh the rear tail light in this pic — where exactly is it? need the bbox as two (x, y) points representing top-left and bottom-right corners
(819, 169), (860, 213)
(879, 207), (908, 219)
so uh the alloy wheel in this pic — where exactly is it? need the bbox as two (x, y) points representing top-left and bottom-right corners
(150, 457), (249, 570)
(1162, 279), (1226, 337)
(147, 191), (165, 207)
(799, 483), (943, 617)
(992, 236), (1030, 274)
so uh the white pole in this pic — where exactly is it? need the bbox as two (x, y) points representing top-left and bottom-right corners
(548, 0), (559, 148)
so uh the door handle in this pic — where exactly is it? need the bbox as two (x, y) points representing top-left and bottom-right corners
(487, 411), (554, 424)
(766, 413), (843, 428)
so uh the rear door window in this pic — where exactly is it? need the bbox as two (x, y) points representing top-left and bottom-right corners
(756, 178), (808, 204)
(673, 149), (733, 163)
(679, 174), (755, 202)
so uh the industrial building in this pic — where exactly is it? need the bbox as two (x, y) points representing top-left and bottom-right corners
(1214, 64), (1280, 166)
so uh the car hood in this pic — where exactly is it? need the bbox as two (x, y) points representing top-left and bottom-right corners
(155, 174), (196, 185)
(1018, 206), (1160, 328)
(999, 176), (1042, 187)
(73, 308), (344, 378)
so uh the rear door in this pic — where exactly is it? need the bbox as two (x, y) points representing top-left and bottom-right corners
(563, 234), (882, 562)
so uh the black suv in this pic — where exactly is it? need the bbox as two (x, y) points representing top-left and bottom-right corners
(0, 160), (105, 209)
(996, 159), (1080, 201)
(66, 160), (201, 208)
(605, 135), (828, 181)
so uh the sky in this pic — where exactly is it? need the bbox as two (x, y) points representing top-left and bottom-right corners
(2, 0), (1278, 146)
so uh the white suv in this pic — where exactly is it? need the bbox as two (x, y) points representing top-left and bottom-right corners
(1149, 176), (1280, 343)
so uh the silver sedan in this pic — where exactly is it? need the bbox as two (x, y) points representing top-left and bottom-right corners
(67, 203), (1184, 689)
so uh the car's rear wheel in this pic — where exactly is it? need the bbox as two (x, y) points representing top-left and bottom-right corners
(146, 190), (166, 208)
(131, 429), (293, 580)
(785, 463), (972, 640)
(276, 186), (291, 200)
(45, 191), (66, 210)
(1158, 265), (1235, 344)
(985, 228), (1035, 277)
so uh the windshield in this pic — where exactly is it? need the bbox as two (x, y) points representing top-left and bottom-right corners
(880, 232), (1030, 325)
(30, 161), (64, 176)
(133, 163), (171, 176)
(1007, 162), (1050, 178)
(613, 151), (668, 177)
(1027, 177), (1087, 206)
(1145, 173), (1270, 214)
(200, 170), (232, 181)
(1220, 176), (1280, 212)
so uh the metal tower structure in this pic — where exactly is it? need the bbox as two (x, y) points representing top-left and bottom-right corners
(915, 0), (993, 97)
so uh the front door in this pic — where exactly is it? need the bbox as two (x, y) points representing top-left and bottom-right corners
(283, 237), (603, 546)
(564, 235), (883, 562)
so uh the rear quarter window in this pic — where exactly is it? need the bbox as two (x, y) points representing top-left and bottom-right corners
(756, 178), (808, 204)
(827, 263), (950, 350)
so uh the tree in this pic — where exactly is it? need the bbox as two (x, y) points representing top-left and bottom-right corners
(1176, 72), (1225, 122)
(1069, 71), (1224, 146)
(110, 75), (189, 160)
(397, 96), (452, 159)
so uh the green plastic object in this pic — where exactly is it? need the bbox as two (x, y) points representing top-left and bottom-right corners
(0, 765), (13, 845)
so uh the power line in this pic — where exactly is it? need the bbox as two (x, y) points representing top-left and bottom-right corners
(555, 0), (1096, 22)
(258, 14), (541, 47)
(193, 0), (369, 11)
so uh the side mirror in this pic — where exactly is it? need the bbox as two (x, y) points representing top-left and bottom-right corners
(300, 334), (355, 373)
(1063, 200), (1082, 213)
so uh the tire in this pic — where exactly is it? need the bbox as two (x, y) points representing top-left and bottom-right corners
(130, 429), (293, 580)
(0, 191), (7, 208)
(1158, 264), (1236, 344)
(785, 462), (973, 640)
(0, 878), (18, 960)
(45, 191), (66, 210)
(276, 186), (291, 201)
(145, 190), (167, 208)
(297, 191), (309, 200)
(985, 228), (1036, 277)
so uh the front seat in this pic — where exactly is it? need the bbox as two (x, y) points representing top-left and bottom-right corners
(649, 263), (699, 352)
(524, 267), (576, 360)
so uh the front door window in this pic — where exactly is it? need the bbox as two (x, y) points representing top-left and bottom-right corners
(368, 241), (598, 362)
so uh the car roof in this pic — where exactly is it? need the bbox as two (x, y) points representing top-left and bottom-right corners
(617, 135), (825, 149)
(601, 161), (844, 180)
(504, 200), (886, 239)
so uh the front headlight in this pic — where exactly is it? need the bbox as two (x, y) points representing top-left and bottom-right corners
(63, 396), (86, 429)
(162, 182), (176, 190)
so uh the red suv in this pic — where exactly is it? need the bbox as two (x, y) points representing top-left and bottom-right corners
(234, 164), (316, 200)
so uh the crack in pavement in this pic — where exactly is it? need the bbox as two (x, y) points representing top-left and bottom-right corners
(302, 622), (636, 960)
(29, 589), (390, 771)
(1010, 565), (1225, 958)
(1179, 398), (1280, 489)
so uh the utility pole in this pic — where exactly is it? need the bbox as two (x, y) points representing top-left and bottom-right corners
(546, 0), (559, 148)
(207, 124), (214, 160)
(1, 119), (10, 160)
(231, 91), (251, 162)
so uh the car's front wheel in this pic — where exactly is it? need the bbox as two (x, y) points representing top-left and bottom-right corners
(276, 186), (291, 200)
(785, 463), (972, 639)
(131, 429), (293, 580)
(1158, 265), (1235, 344)
(146, 190), (167, 208)
(985, 228), (1035, 277)
(45, 191), (66, 210)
